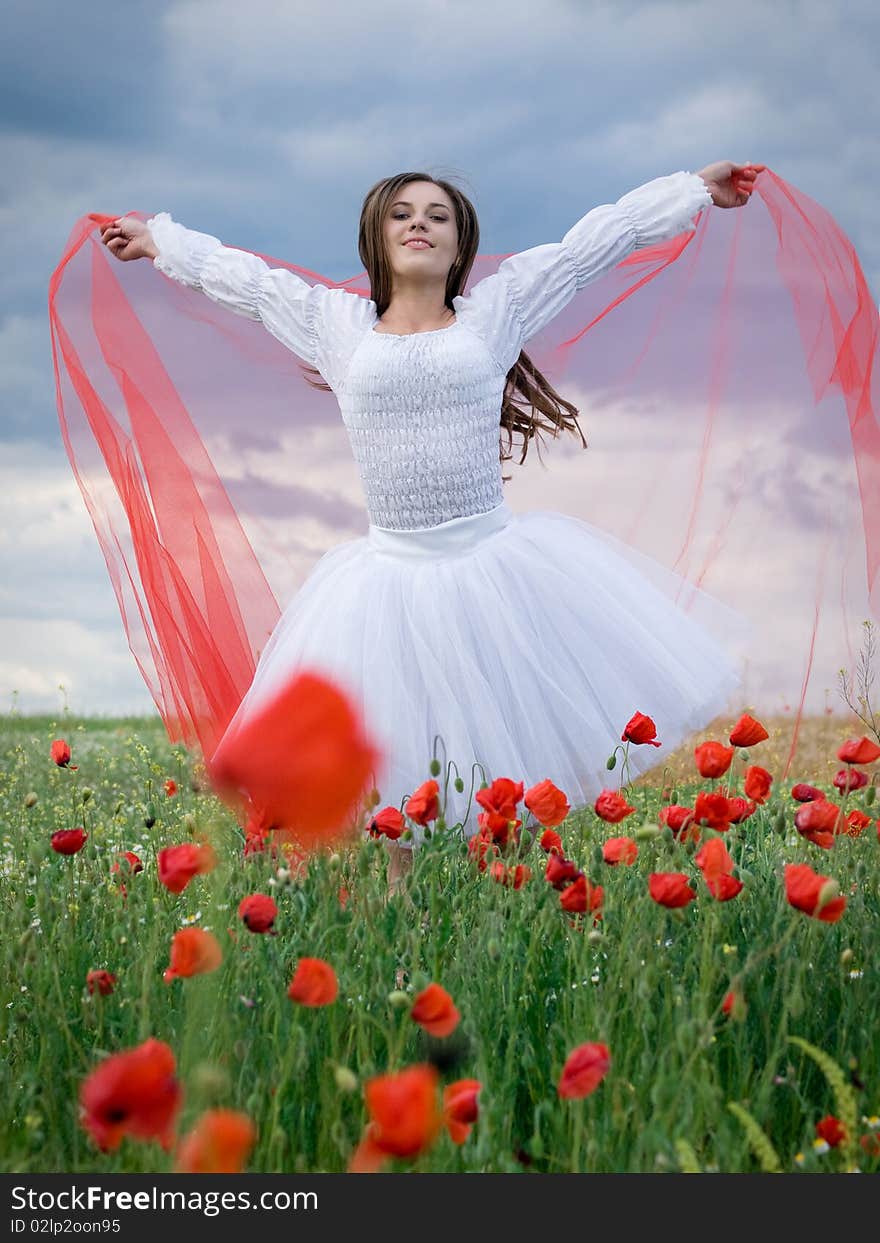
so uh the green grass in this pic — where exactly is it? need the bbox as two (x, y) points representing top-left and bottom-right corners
(1, 713), (878, 1173)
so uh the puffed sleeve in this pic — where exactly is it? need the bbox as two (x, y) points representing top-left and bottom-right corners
(454, 171), (713, 376)
(145, 213), (372, 390)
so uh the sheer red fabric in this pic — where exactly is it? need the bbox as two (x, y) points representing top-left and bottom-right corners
(48, 168), (879, 791)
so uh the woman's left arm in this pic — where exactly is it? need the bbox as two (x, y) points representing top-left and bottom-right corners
(454, 163), (762, 376)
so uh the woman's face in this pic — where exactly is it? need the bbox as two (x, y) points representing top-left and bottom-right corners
(382, 181), (459, 284)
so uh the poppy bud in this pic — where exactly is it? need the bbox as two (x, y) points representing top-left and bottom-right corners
(430, 758), (441, 776)
(739, 749), (751, 762)
(327, 853), (341, 871)
(591, 844), (604, 872)
(635, 823), (660, 841)
(191, 1064), (230, 1100)
(24, 792), (38, 808)
(530, 1134), (544, 1159)
(816, 878), (840, 912)
(333, 1066), (358, 1093)
(387, 990), (411, 1008)
(606, 755), (617, 770)
(840, 948), (854, 966)
(144, 801), (157, 828)
(587, 929), (604, 946)
(423, 826), (432, 840)
(183, 813), (197, 834)
(401, 828), (413, 841)
(454, 777), (464, 793)
(866, 784), (876, 806)
(82, 788), (93, 803)
(774, 809), (787, 835)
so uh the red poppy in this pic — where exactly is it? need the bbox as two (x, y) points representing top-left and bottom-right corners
(209, 670), (382, 848)
(238, 893), (278, 934)
(833, 767), (868, 793)
(694, 837), (734, 884)
(175, 1109), (256, 1173)
(411, 983), (460, 1037)
(51, 828), (87, 855)
(111, 850), (143, 877)
(287, 957), (338, 1006)
(79, 1039), (182, 1153)
(51, 739), (78, 770)
(163, 928), (223, 982)
(558, 1042), (610, 1099)
(784, 863), (846, 922)
(477, 808), (521, 849)
(721, 990), (747, 1019)
(693, 791), (732, 832)
(728, 714), (769, 747)
(659, 804), (697, 839)
(350, 1065), (442, 1171)
(726, 796), (757, 824)
(443, 1079), (482, 1145)
(539, 828), (563, 854)
(367, 806), (405, 840)
(836, 736), (880, 765)
(157, 842), (217, 894)
(545, 854), (581, 890)
(559, 874), (604, 917)
(649, 872), (696, 908)
(743, 765), (773, 803)
(410, 984), (459, 1034)
(844, 809), (872, 837)
(621, 711), (662, 747)
(594, 789), (636, 824)
(477, 776), (524, 820)
(791, 783), (825, 802)
(337, 884), (350, 910)
(489, 861), (531, 889)
(795, 799), (844, 850)
(815, 1115), (847, 1149)
(602, 836), (638, 866)
(705, 873), (743, 901)
(524, 779), (570, 827)
(693, 740), (735, 779)
(87, 969), (117, 997)
(405, 779), (441, 826)
(164, 779), (178, 797)
(467, 825), (500, 872)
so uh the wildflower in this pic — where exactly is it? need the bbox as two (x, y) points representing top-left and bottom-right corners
(836, 736), (880, 765)
(545, 854), (580, 889)
(815, 1116), (847, 1149)
(794, 799), (844, 850)
(560, 874), (604, 918)
(467, 825), (500, 872)
(443, 1079), (482, 1144)
(594, 789), (636, 824)
(489, 861), (531, 889)
(79, 1039), (181, 1153)
(721, 990), (747, 1020)
(238, 893), (278, 934)
(175, 1109), (256, 1173)
(111, 851), (143, 877)
(208, 670), (382, 848)
(405, 779), (441, 826)
(524, 778), (570, 827)
(164, 779), (178, 798)
(729, 714), (769, 746)
(743, 765), (773, 803)
(411, 983), (460, 1037)
(695, 838), (743, 901)
(367, 806), (405, 840)
(163, 928), (223, 981)
(602, 836), (638, 866)
(539, 828), (563, 854)
(51, 828), (87, 855)
(477, 808), (520, 849)
(649, 873), (696, 909)
(157, 842), (217, 894)
(784, 863), (847, 923)
(558, 1042), (610, 1099)
(287, 957), (338, 1006)
(727, 796), (757, 823)
(621, 711), (662, 747)
(693, 741), (735, 779)
(51, 739), (78, 770)
(833, 767), (868, 794)
(659, 804), (697, 839)
(86, 970), (117, 997)
(350, 1065), (442, 1172)
(791, 783), (824, 802)
(693, 791), (732, 832)
(844, 809), (872, 837)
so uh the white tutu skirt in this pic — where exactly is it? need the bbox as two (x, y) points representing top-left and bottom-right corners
(210, 500), (754, 846)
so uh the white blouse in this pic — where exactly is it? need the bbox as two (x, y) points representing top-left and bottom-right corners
(147, 171), (712, 529)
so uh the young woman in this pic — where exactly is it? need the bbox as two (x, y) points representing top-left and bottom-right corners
(100, 160), (759, 890)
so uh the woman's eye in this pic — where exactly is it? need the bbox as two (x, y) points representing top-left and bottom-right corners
(392, 214), (447, 221)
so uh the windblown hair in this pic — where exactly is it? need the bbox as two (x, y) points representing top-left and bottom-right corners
(301, 170), (587, 479)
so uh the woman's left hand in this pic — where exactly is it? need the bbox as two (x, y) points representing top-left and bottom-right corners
(696, 160), (767, 208)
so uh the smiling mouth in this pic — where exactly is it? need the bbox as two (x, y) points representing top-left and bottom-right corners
(404, 240), (432, 248)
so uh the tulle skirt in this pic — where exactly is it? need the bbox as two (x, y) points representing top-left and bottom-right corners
(209, 500), (754, 845)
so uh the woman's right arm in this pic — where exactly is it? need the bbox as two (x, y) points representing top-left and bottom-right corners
(100, 213), (328, 368)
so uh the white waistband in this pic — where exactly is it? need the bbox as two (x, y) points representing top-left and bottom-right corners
(367, 501), (514, 558)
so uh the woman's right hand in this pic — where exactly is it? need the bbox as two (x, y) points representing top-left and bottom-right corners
(99, 216), (158, 262)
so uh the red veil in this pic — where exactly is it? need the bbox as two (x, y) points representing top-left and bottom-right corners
(48, 169), (879, 786)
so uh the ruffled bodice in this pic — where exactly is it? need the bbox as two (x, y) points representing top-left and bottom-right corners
(146, 171), (712, 529)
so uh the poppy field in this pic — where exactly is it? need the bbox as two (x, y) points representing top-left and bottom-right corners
(1, 701), (879, 1175)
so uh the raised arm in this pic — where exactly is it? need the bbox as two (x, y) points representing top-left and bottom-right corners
(453, 170), (714, 376)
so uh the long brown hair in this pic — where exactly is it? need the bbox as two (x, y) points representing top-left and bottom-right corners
(301, 170), (587, 480)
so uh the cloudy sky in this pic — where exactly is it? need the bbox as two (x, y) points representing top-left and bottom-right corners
(3, 0), (879, 726)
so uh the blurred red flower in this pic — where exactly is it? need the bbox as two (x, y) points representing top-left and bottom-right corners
(524, 779), (570, 826)
(157, 842), (217, 894)
(791, 783), (825, 802)
(539, 828), (563, 854)
(287, 957), (338, 1006)
(833, 767), (868, 793)
(844, 809), (872, 837)
(743, 765), (772, 803)
(836, 736), (880, 765)
(784, 863), (846, 922)
(545, 854), (581, 890)
(728, 714), (769, 746)
(693, 791), (732, 832)
(79, 1039), (181, 1153)
(558, 1042), (610, 1099)
(163, 928), (223, 982)
(350, 1065), (442, 1171)
(238, 893), (278, 934)
(111, 850), (143, 877)
(467, 825), (500, 872)
(405, 779), (441, 826)
(51, 828), (87, 855)
(367, 806), (406, 840)
(594, 789), (636, 824)
(86, 970), (117, 997)
(649, 873), (696, 908)
(659, 804), (697, 839)
(443, 1079), (482, 1145)
(694, 741), (735, 778)
(621, 711), (662, 747)
(51, 739), (78, 770)
(559, 874), (604, 918)
(175, 1109), (256, 1173)
(815, 1115), (847, 1149)
(602, 836), (638, 866)
(794, 799), (844, 850)
(489, 861), (531, 889)
(411, 983), (460, 1037)
(726, 795), (757, 824)
(164, 779), (178, 797)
